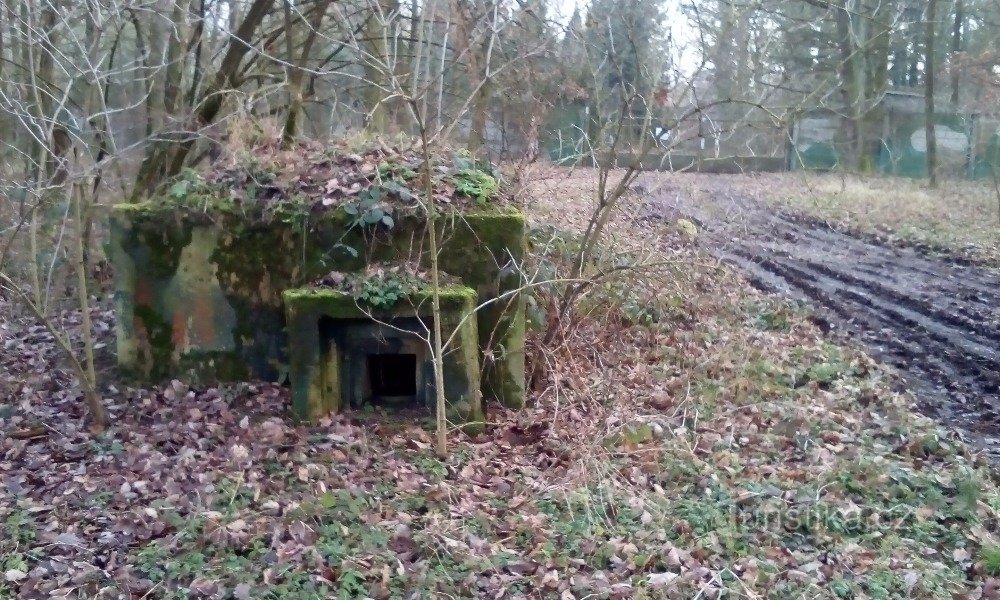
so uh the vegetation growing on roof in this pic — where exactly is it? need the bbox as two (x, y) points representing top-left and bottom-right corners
(148, 137), (509, 224)
(311, 262), (459, 311)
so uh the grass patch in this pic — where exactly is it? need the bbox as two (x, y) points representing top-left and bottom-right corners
(768, 173), (1000, 264)
(983, 545), (1000, 576)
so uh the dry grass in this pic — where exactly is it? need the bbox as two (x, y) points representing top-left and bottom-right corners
(763, 173), (1000, 264)
(516, 163), (683, 248)
(518, 165), (1000, 597)
(534, 165), (1000, 264)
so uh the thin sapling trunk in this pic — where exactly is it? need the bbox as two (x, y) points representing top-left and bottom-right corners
(417, 119), (448, 458)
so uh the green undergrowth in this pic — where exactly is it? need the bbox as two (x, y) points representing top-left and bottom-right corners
(309, 263), (460, 311)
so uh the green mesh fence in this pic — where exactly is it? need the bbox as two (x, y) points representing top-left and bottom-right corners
(793, 110), (1000, 179)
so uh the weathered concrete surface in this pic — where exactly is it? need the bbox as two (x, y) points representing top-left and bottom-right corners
(109, 202), (527, 410)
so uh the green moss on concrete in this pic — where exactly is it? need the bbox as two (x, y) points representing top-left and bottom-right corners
(440, 290), (486, 424)
(112, 209), (191, 279)
(437, 211), (527, 287)
(114, 198), (524, 290)
(115, 225), (244, 382)
(113, 201), (173, 216)
(112, 193), (526, 409)
(212, 222), (301, 305)
(283, 284), (477, 301)
(283, 285), (477, 319)
(482, 295), (527, 409)
(167, 228), (239, 352)
(436, 211), (527, 409)
(176, 351), (250, 382)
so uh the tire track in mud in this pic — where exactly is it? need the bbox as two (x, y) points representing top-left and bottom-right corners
(729, 249), (998, 392)
(644, 188), (1000, 460)
(757, 246), (998, 344)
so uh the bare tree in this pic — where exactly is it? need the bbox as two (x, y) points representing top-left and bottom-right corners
(926, 0), (940, 187)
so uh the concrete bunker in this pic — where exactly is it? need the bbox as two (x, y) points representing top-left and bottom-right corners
(109, 140), (525, 423)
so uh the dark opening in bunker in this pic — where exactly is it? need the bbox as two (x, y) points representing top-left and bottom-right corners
(368, 353), (418, 401)
(316, 315), (429, 410)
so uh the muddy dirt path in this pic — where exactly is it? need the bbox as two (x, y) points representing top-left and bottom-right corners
(642, 177), (1000, 460)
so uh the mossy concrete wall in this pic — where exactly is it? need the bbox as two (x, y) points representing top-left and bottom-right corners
(109, 201), (527, 409)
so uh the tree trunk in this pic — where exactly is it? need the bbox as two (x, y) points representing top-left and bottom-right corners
(925, 0), (938, 187)
(162, 0), (192, 119)
(361, 0), (401, 132)
(835, 2), (861, 171)
(144, 0), (170, 136)
(363, 6), (390, 131)
(452, 0), (491, 154)
(468, 80), (490, 154)
(417, 124), (448, 458)
(131, 0), (275, 199)
(408, 0), (420, 120)
(282, 0), (328, 145)
(951, 0), (962, 106)
(713, 1), (736, 102)
(863, 0), (894, 170)
(586, 101), (601, 163)
(73, 182), (108, 431)
(187, 0), (206, 107)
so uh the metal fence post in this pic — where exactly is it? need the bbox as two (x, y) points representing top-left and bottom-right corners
(967, 113), (978, 180)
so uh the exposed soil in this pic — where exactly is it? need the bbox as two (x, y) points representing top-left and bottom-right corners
(643, 176), (1000, 462)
